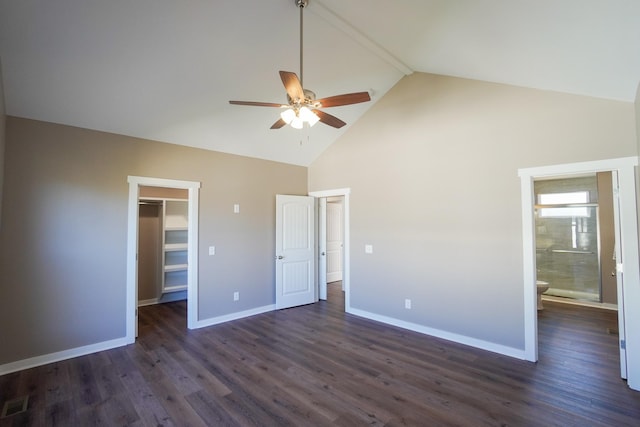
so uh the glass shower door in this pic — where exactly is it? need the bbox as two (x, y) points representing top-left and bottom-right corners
(535, 205), (601, 302)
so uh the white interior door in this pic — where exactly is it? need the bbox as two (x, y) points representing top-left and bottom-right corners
(318, 198), (327, 300)
(326, 200), (344, 283)
(275, 195), (317, 309)
(611, 171), (627, 379)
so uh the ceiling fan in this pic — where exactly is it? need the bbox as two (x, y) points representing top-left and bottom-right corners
(229, 0), (371, 130)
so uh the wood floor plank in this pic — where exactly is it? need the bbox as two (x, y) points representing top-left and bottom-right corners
(117, 368), (176, 427)
(2, 283), (640, 426)
(170, 350), (232, 398)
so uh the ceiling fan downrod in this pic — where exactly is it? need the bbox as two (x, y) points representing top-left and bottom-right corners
(295, 0), (308, 88)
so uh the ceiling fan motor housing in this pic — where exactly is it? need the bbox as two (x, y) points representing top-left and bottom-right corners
(295, 0), (309, 8)
(287, 89), (319, 109)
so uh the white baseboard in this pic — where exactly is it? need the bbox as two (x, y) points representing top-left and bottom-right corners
(0, 337), (131, 376)
(194, 304), (275, 329)
(138, 292), (187, 307)
(347, 307), (526, 360)
(137, 298), (159, 307)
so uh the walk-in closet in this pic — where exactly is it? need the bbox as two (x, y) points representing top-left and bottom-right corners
(138, 186), (189, 306)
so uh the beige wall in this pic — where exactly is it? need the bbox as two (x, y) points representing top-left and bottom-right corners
(0, 117), (306, 365)
(309, 72), (637, 351)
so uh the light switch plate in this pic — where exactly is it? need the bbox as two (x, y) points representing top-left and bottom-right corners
(365, 244), (373, 254)
(233, 204), (240, 213)
(209, 246), (215, 255)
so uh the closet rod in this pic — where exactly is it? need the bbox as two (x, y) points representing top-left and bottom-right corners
(138, 200), (163, 206)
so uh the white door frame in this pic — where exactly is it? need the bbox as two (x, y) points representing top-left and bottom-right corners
(518, 157), (640, 391)
(126, 176), (201, 342)
(309, 188), (351, 311)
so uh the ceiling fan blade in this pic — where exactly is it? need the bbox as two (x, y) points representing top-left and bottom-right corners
(316, 92), (371, 108)
(313, 110), (346, 129)
(270, 118), (287, 129)
(229, 101), (285, 107)
(279, 71), (305, 102)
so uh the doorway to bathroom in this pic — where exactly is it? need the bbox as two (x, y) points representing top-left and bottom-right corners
(534, 173), (617, 306)
(519, 157), (640, 391)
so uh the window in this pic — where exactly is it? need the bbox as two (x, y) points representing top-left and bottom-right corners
(537, 191), (590, 218)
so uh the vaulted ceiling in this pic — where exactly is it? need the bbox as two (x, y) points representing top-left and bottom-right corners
(1, 0), (639, 166)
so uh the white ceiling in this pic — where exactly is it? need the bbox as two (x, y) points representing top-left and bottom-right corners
(1, 0), (639, 166)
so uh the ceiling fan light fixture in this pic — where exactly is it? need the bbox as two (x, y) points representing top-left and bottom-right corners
(280, 108), (296, 124)
(290, 116), (304, 129)
(299, 106), (319, 126)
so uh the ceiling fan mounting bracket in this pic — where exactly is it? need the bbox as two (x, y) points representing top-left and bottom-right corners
(295, 0), (308, 8)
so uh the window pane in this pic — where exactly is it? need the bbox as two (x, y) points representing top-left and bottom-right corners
(538, 191), (589, 205)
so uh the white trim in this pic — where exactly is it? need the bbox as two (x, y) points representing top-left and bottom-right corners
(309, 188), (351, 312)
(309, 188), (351, 198)
(137, 298), (159, 307)
(349, 308), (525, 360)
(0, 337), (129, 376)
(519, 173), (537, 361)
(518, 157), (640, 391)
(127, 176), (201, 342)
(193, 305), (275, 329)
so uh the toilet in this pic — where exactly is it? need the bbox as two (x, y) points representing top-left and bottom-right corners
(536, 280), (549, 310)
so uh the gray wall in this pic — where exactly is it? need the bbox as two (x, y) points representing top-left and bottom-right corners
(309, 72), (637, 351)
(0, 117), (306, 365)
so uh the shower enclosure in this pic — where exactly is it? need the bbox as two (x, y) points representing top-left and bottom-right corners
(534, 175), (605, 303)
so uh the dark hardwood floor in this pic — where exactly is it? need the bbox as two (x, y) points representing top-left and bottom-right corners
(2, 283), (640, 426)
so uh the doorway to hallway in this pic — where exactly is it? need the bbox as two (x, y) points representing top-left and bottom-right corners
(310, 188), (351, 313)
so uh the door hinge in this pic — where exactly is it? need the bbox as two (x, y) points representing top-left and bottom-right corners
(621, 339), (626, 350)
(617, 263), (624, 274)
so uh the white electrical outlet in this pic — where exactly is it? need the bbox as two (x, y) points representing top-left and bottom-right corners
(209, 246), (215, 255)
(233, 291), (239, 301)
(405, 299), (412, 309)
(365, 244), (373, 254)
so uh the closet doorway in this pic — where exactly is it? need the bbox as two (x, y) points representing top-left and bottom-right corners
(138, 187), (190, 306)
(126, 176), (201, 342)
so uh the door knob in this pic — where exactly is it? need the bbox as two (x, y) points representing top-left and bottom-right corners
(321, 252), (326, 256)
(277, 255), (284, 260)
